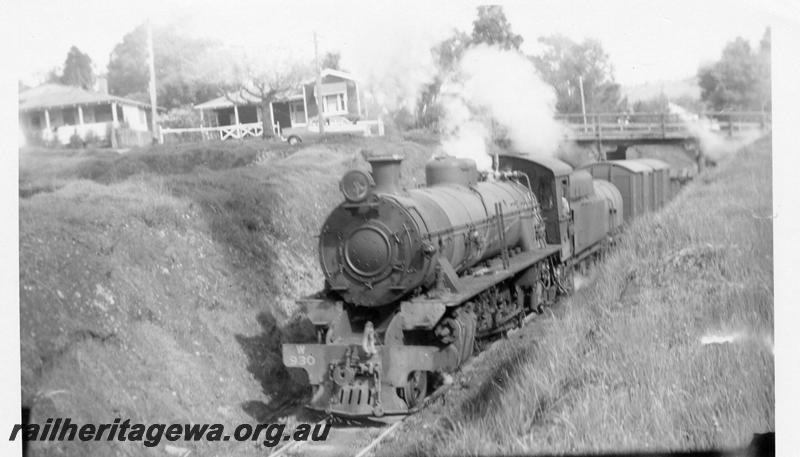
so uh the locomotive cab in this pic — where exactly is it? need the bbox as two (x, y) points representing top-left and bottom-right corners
(497, 154), (574, 261)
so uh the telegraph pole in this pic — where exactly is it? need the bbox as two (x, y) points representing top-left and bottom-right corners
(147, 21), (158, 143)
(314, 31), (325, 135)
(579, 75), (587, 132)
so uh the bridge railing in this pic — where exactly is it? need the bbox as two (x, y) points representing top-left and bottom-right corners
(699, 111), (771, 135)
(556, 111), (770, 139)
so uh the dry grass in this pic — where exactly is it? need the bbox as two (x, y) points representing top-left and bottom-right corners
(380, 136), (773, 456)
(18, 140), (277, 197)
(19, 137), (437, 456)
(21, 134), (769, 455)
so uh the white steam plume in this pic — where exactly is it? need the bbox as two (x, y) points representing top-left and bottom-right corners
(668, 102), (762, 162)
(440, 45), (564, 170)
(338, 5), (469, 114)
(346, 36), (438, 114)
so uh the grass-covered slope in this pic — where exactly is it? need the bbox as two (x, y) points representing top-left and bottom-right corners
(381, 136), (773, 456)
(19, 137), (435, 456)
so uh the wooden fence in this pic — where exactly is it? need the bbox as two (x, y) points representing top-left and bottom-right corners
(158, 119), (385, 144)
(158, 122), (274, 143)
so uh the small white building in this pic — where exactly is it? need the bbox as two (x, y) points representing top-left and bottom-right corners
(19, 84), (156, 147)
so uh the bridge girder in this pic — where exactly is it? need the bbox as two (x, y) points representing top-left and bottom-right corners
(585, 138), (705, 171)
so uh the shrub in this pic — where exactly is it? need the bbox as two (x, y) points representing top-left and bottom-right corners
(344, 113), (361, 124)
(83, 130), (108, 148)
(68, 131), (84, 149)
(160, 106), (202, 128)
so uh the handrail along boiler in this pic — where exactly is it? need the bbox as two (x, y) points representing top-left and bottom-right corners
(282, 151), (570, 417)
(281, 150), (684, 417)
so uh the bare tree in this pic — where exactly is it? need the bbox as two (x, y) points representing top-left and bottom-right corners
(225, 60), (309, 139)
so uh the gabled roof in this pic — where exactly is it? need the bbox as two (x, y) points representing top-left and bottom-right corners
(19, 84), (152, 112)
(193, 91), (261, 110)
(302, 68), (358, 85)
(193, 90), (302, 110)
(194, 68), (358, 110)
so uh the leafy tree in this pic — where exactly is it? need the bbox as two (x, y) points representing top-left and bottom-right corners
(698, 30), (770, 111)
(226, 60), (309, 139)
(107, 23), (234, 109)
(530, 35), (624, 113)
(159, 106), (202, 128)
(632, 94), (703, 113)
(470, 5), (523, 50)
(44, 67), (62, 84)
(61, 46), (95, 89)
(632, 95), (668, 113)
(321, 52), (341, 71)
(42, 47), (94, 89)
(433, 29), (471, 75)
(415, 29), (471, 128)
(106, 26), (148, 97)
(407, 5), (526, 129)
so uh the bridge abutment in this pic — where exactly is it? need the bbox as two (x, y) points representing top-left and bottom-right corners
(605, 144), (628, 161)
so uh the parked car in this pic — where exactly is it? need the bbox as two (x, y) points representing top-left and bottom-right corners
(283, 116), (364, 145)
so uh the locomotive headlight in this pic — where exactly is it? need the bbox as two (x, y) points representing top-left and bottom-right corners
(340, 170), (374, 203)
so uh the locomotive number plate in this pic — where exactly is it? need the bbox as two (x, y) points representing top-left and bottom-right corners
(284, 345), (316, 367)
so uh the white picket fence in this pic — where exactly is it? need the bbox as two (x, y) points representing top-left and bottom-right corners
(158, 122), (277, 143)
(158, 119), (384, 144)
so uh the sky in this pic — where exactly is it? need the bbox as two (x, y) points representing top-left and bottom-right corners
(10, 0), (794, 87)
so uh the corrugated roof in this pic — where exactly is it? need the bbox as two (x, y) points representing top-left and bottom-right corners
(18, 84), (152, 111)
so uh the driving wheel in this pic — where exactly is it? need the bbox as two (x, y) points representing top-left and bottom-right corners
(403, 371), (428, 408)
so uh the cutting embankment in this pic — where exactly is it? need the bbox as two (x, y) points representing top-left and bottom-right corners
(19, 137), (436, 456)
(378, 136), (773, 456)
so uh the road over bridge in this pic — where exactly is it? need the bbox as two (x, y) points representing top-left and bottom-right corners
(556, 111), (771, 165)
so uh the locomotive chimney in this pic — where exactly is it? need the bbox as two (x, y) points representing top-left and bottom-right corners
(365, 151), (404, 194)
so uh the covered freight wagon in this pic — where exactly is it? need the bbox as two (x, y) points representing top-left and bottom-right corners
(592, 179), (624, 233)
(580, 160), (652, 222)
(636, 158), (671, 209)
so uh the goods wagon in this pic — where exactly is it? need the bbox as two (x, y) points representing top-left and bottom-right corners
(636, 158), (671, 209)
(592, 179), (624, 233)
(581, 160), (652, 222)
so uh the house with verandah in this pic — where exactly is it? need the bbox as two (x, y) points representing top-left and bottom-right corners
(18, 81), (159, 148)
(187, 68), (381, 141)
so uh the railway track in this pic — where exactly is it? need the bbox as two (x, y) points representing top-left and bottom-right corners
(268, 386), (449, 457)
(270, 292), (569, 457)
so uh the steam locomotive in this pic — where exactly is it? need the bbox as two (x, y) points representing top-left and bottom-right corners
(282, 149), (687, 417)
